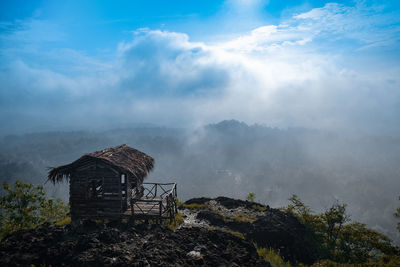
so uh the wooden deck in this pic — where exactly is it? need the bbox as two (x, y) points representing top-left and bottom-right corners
(127, 183), (177, 222)
(124, 197), (165, 216)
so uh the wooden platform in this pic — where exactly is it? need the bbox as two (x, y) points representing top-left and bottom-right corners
(126, 183), (177, 222)
(124, 197), (167, 217)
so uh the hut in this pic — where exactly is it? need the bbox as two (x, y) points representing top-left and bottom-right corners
(48, 144), (154, 221)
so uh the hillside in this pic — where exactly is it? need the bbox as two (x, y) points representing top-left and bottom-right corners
(0, 196), (319, 266)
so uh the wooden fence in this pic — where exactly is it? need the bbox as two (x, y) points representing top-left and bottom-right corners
(130, 182), (177, 223)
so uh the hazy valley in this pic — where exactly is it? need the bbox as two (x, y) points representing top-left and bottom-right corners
(1, 120), (399, 244)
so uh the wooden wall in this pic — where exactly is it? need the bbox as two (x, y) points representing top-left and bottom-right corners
(70, 159), (124, 220)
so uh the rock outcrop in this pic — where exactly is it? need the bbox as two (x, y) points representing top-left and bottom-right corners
(0, 220), (267, 266)
(0, 196), (318, 266)
(182, 196), (318, 264)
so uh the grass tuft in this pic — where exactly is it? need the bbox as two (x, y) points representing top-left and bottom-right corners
(233, 214), (257, 223)
(252, 204), (267, 211)
(255, 244), (291, 267)
(167, 213), (184, 231)
(223, 229), (245, 239)
(55, 216), (71, 226)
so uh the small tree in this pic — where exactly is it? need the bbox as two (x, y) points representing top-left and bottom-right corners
(284, 194), (398, 263)
(284, 195), (326, 257)
(323, 202), (349, 257)
(0, 181), (69, 239)
(246, 192), (255, 202)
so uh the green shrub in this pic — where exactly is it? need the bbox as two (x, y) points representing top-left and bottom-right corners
(0, 181), (69, 239)
(246, 192), (255, 202)
(284, 194), (399, 265)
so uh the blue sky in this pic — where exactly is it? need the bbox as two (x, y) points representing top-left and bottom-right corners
(0, 0), (400, 134)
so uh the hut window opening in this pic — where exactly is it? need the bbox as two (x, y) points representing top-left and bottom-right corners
(121, 174), (125, 184)
(88, 179), (103, 199)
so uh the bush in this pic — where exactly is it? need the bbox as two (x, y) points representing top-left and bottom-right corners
(246, 192), (255, 202)
(284, 194), (399, 264)
(0, 181), (69, 239)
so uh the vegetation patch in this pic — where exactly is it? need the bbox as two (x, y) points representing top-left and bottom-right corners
(252, 204), (267, 211)
(284, 194), (400, 266)
(0, 181), (69, 240)
(55, 216), (71, 227)
(255, 245), (292, 267)
(222, 229), (245, 240)
(233, 214), (257, 223)
(167, 212), (184, 231)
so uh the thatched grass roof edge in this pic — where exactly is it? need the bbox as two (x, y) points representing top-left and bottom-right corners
(47, 144), (154, 184)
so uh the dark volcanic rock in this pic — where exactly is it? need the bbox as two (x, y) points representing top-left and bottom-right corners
(184, 197), (212, 205)
(248, 210), (318, 265)
(186, 196), (318, 265)
(215, 196), (264, 210)
(197, 211), (226, 227)
(196, 210), (253, 234)
(0, 221), (268, 266)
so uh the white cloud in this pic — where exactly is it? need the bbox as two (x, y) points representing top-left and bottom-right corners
(0, 2), (400, 134)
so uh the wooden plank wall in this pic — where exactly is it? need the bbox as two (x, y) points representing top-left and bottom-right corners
(70, 159), (124, 220)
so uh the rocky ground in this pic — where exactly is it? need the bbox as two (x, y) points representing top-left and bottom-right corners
(179, 196), (318, 265)
(0, 220), (266, 266)
(0, 196), (318, 266)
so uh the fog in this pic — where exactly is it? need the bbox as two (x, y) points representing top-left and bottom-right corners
(0, 120), (399, 244)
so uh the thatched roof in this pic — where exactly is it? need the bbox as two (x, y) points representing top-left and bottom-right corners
(47, 144), (154, 184)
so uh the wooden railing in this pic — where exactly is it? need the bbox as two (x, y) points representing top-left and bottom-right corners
(130, 182), (177, 222)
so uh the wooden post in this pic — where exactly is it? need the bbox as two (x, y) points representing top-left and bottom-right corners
(159, 200), (162, 224)
(174, 184), (178, 213)
(169, 196), (173, 223)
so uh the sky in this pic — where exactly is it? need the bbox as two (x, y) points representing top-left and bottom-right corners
(0, 0), (400, 134)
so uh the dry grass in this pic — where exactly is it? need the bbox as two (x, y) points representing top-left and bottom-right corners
(252, 204), (267, 211)
(255, 245), (291, 267)
(233, 214), (257, 223)
(167, 213), (184, 231)
(55, 217), (71, 226)
(222, 229), (245, 239)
